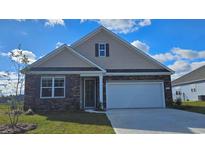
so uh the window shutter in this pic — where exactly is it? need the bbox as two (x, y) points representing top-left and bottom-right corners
(95, 43), (99, 57)
(106, 43), (109, 57)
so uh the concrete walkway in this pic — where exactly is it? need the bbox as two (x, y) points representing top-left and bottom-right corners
(106, 109), (205, 134)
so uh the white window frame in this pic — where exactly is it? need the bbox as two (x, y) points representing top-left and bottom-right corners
(40, 76), (65, 99)
(98, 43), (106, 57)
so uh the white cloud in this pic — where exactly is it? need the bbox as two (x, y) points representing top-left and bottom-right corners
(151, 47), (205, 63)
(152, 53), (178, 63)
(171, 48), (199, 59)
(81, 19), (151, 34)
(169, 60), (191, 73)
(0, 51), (8, 57)
(190, 61), (205, 70)
(169, 60), (191, 80)
(171, 47), (205, 59)
(15, 19), (26, 22)
(150, 47), (205, 80)
(97, 19), (138, 34)
(171, 72), (186, 81)
(168, 60), (205, 80)
(131, 40), (150, 52)
(9, 49), (36, 64)
(55, 42), (64, 48)
(45, 19), (65, 27)
(0, 71), (19, 96)
(1, 49), (36, 64)
(138, 19), (151, 27)
(20, 31), (28, 36)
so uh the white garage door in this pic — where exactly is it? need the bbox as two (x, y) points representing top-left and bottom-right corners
(106, 81), (165, 109)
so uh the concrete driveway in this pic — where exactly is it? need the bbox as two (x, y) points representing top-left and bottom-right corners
(106, 109), (205, 134)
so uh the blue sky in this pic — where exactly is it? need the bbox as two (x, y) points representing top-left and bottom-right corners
(1, 19), (205, 80)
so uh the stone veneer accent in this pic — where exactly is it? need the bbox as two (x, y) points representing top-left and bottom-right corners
(24, 74), (80, 112)
(102, 75), (173, 109)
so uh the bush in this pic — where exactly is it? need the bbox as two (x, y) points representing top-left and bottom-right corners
(7, 98), (23, 128)
(175, 98), (182, 106)
(97, 102), (104, 111)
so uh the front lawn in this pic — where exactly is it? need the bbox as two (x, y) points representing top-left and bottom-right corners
(171, 101), (205, 115)
(0, 104), (115, 134)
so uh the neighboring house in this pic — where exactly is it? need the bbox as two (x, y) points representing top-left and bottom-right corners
(172, 65), (205, 102)
(24, 26), (174, 112)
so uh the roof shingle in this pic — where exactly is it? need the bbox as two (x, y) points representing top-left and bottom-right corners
(172, 65), (205, 86)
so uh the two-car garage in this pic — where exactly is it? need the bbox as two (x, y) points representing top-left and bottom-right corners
(106, 81), (165, 109)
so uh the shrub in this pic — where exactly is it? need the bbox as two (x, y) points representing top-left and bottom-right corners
(7, 98), (23, 128)
(175, 98), (182, 106)
(97, 102), (104, 111)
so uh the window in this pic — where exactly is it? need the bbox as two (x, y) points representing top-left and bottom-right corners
(191, 88), (196, 92)
(54, 78), (65, 97)
(41, 76), (65, 98)
(176, 91), (178, 95)
(41, 77), (52, 98)
(99, 43), (106, 57)
(176, 91), (181, 95)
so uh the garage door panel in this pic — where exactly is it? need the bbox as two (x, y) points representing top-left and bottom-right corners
(106, 82), (165, 109)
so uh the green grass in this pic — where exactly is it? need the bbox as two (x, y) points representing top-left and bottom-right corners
(171, 101), (205, 115)
(0, 104), (115, 134)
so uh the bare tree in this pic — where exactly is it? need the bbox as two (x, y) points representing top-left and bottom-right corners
(9, 44), (29, 96)
(6, 44), (30, 128)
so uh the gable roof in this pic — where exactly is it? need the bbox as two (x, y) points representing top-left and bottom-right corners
(27, 44), (106, 72)
(172, 65), (205, 86)
(71, 26), (174, 74)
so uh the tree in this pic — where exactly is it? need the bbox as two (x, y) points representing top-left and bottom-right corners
(7, 44), (30, 128)
(9, 44), (29, 96)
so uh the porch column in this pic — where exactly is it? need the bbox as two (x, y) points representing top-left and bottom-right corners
(99, 74), (103, 103)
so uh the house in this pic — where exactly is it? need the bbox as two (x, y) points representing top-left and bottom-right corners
(24, 26), (174, 112)
(172, 65), (205, 102)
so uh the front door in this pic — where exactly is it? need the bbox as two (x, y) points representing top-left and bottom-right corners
(84, 79), (96, 108)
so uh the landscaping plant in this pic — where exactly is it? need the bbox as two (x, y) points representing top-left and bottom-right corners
(0, 45), (37, 133)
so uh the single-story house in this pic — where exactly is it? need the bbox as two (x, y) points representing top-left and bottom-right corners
(24, 26), (174, 112)
(172, 65), (205, 102)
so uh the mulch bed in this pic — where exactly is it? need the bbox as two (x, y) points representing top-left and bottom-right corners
(0, 123), (37, 134)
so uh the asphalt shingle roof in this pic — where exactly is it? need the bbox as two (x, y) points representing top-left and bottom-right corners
(172, 65), (205, 86)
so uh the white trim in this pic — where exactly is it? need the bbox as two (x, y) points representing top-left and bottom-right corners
(26, 44), (105, 72)
(106, 81), (166, 109)
(29, 71), (171, 76)
(28, 71), (103, 75)
(40, 76), (65, 99)
(30, 71), (171, 76)
(106, 80), (164, 84)
(80, 73), (103, 77)
(99, 74), (103, 103)
(71, 26), (174, 74)
(106, 72), (172, 76)
(106, 81), (164, 85)
(84, 78), (96, 109)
